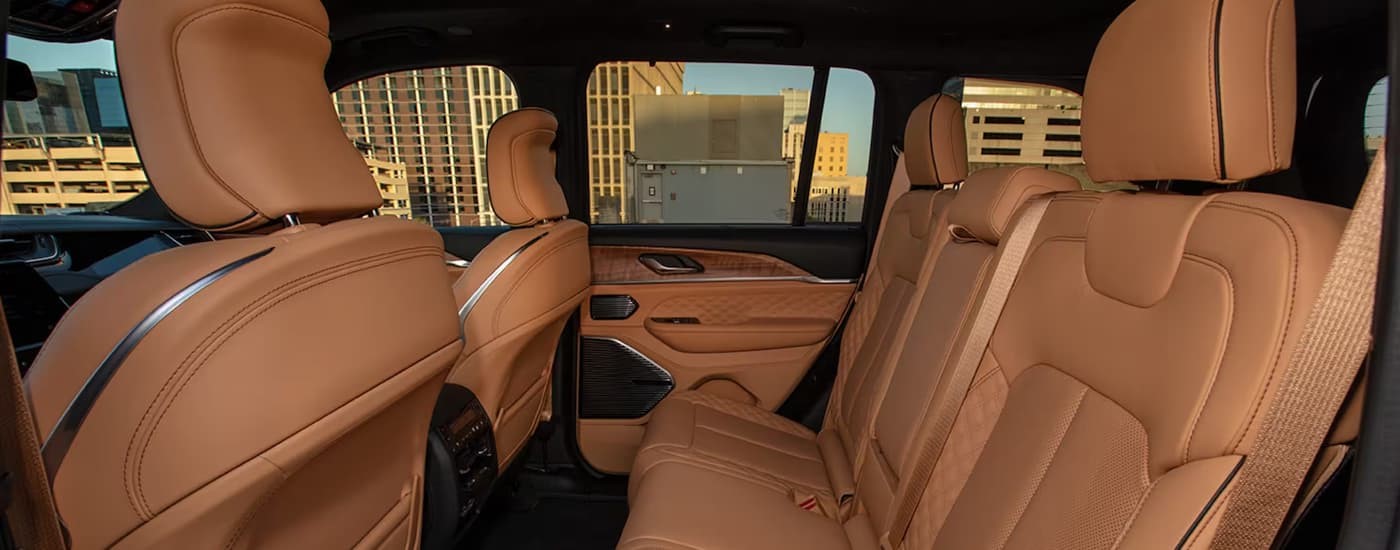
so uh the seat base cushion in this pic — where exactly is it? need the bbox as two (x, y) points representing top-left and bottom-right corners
(628, 391), (835, 504)
(619, 461), (876, 550)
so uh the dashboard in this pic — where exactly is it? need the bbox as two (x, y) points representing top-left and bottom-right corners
(1, 214), (209, 372)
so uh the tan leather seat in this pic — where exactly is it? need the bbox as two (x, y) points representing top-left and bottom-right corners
(619, 0), (1361, 547)
(446, 108), (591, 469)
(20, 0), (464, 547)
(625, 94), (972, 506)
(619, 128), (1078, 550)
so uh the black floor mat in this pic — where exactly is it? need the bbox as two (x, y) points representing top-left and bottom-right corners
(459, 490), (629, 550)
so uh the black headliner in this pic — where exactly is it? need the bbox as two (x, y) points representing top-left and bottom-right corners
(321, 0), (1386, 88)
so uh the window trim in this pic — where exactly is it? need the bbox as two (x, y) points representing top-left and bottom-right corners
(791, 66), (831, 226)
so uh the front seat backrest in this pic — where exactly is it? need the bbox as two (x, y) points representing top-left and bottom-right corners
(22, 0), (464, 547)
(447, 108), (591, 469)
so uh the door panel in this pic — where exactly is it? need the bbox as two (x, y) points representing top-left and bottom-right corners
(577, 243), (856, 473)
(589, 224), (866, 280)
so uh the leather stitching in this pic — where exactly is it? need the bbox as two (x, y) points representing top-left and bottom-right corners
(126, 246), (443, 515)
(1199, 201), (1300, 455)
(170, 5), (327, 227)
(1111, 479), (1159, 549)
(1266, 0), (1284, 168)
(491, 231), (589, 334)
(1207, 0), (1223, 179)
(504, 127), (558, 225)
(994, 382), (1088, 550)
(1179, 254), (1237, 465)
(222, 457), (288, 550)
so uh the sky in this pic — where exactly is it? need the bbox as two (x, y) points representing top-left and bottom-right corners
(8, 35), (115, 72)
(682, 63), (875, 177)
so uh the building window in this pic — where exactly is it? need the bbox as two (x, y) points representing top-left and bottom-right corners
(944, 77), (1131, 192)
(333, 65), (520, 226)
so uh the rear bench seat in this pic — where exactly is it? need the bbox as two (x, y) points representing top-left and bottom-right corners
(619, 0), (1366, 547)
(627, 93), (977, 508)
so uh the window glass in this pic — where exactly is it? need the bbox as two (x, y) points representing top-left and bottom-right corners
(807, 68), (875, 224)
(2, 36), (142, 215)
(944, 77), (1129, 192)
(1365, 76), (1387, 163)
(585, 62), (875, 224)
(333, 66), (519, 226)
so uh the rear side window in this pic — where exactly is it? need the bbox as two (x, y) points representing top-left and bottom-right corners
(585, 62), (875, 225)
(944, 77), (1127, 191)
(1365, 76), (1387, 163)
(333, 66), (520, 226)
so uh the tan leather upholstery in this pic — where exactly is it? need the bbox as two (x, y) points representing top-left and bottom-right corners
(946, 166), (1079, 244)
(486, 108), (571, 226)
(447, 108), (590, 469)
(621, 164), (1076, 548)
(622, 93), (985, 501)
(577, 97), (969, 476)
(904, 94), (969, 187)
(620, 0), (1357, 547)
(1082, 0), (1295, 183)
(116, 0), (382, 232)
(23, 0), (463, 547)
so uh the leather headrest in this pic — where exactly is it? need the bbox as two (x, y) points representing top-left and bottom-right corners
(115, 0), (382, 232)
(904, 94), (969, 187)
(1082, 0), (1296, 183)
(487, 108), (569, 226)
(947, 167), (1079, 244)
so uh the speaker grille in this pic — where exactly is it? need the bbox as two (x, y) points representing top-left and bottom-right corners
(579, 337), (673, 419)
(590, 295), (638, 320)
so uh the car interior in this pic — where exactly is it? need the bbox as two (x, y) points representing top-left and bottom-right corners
(0, 0), (1396, 548)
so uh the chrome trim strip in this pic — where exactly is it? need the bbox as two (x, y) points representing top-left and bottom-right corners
(41, 247), (274, 481)
(446, 259), (472, 268)
(579, 336), (674, 383)
(458, 232), (548, 326)
(592, 275), (857, 286)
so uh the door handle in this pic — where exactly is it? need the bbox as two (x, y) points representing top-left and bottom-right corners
(639, 253), (704, 275)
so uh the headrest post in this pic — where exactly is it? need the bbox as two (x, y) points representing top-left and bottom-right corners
(282, 213), (302, 227)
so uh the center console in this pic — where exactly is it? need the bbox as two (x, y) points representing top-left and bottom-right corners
(422, 384), (497, 548)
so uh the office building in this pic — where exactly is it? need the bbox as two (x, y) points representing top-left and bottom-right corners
(0, 133), (413, 217)
(780, 88), (809, 128)
(60, 69), (129, 133)
(5, 72), (90, 135)
(808, 177), (866, 223)
(333, 65), (519, 226)
(958, 77), (1112, 189)
(629, 93), (791, 223)
(782, 124), (850, 187)
(587, 61), (684, 223)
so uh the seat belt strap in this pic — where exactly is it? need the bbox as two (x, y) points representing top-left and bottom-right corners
(1211, 145), (1386, 549)
(0, 303), (66, 550)
(880, 195), (1053, 550)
